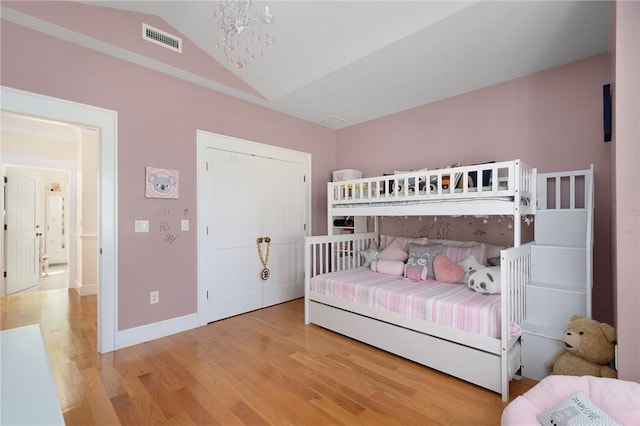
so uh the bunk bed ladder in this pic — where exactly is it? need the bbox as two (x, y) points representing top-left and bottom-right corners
(521, 165), (594, 381)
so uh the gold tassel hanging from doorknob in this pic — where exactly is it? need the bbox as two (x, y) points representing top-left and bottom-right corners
(256, 236), (271, 280)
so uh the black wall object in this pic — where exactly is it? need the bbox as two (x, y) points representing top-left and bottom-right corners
(603, 83), (612, 142)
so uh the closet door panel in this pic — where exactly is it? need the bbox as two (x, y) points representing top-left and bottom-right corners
(201, 148), (263, 323)
(261, 158), (306, 307)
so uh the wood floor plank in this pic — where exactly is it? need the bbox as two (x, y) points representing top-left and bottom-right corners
(206, 339), (338, 425)
(80, 367), (122, 426)
(62, 396), (95, 426)
(119, 364), (169, 425)
(173, 386), (225, 425)
(51, 359), (84, 412)
(110, 393), (144, 425)
(167, 343), (280, 425)
(229, 400), (270, 426)
(166, 411), (196, 426)
(1, 290), (538, 425)
(169, 354), (257, 425)
(138, 371), (185, 420)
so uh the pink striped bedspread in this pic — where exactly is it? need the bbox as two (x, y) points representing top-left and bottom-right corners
(310, 267), (501, 338)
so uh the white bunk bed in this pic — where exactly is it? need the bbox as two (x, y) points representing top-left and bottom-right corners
(304, 160), (536, 401)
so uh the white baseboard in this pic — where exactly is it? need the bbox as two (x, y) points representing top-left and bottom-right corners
(115, 313), (197, 350)
(75, 283), (97, 296)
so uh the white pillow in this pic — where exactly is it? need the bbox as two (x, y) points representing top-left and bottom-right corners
(429, 239), (496, 265)
(377, 240), (408, 262)
(371, 259), (405, 276)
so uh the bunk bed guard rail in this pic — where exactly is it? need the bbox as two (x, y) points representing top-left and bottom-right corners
(328, 159), (536, 210)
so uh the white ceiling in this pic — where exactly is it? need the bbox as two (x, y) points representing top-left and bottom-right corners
(81, 1), (611, 128)
(1, 111), (82, 142)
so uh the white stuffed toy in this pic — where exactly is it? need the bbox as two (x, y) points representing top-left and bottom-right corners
(359, 243), (380, 267)
(459, 255), (485, 284)
(468, 266), (501, 295)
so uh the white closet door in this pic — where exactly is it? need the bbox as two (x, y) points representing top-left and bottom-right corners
(261, 158), (306, 307)
(200, 148), (263, 323)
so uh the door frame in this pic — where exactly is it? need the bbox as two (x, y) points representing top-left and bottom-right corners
(1, 86), (118, 353)
(196, 130), (311, 326)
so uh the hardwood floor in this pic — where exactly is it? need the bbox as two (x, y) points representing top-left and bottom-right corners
(1, 289), (536, 425)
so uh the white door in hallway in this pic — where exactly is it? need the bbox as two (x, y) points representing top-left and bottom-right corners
(5, 167), (41, 294)
(45, 192), (67, 265)
(197, 132), (309, 325)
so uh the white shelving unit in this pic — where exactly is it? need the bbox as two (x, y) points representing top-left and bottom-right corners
(329, 216), (367, 259)
(328, 169), (367, 239)
(331, 215), (367, 235)
(521, 166), (594, 380)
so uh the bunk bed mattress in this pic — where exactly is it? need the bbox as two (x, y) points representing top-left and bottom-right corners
(310, 267), (501, 338)
(330, 195), (518, 210)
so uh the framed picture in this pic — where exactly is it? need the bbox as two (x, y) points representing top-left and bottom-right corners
(145, 166), (179, 199)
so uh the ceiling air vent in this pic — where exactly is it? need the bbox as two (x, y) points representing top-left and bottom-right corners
(320, 116), (346, 127)
(142, 23), (182, 53)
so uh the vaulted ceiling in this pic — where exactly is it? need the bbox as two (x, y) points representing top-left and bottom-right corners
(7, 1), (612, 129)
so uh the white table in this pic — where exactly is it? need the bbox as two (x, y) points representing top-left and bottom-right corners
(1, 324), (65, 425)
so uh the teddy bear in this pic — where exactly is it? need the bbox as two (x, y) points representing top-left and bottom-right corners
(548, 314), (617, 378)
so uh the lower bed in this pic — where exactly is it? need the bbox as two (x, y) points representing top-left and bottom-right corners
(311, 267), (502, 338)
(304, 233), (531, 401)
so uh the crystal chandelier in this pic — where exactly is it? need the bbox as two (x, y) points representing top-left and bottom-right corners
(214, 0), (275, 69)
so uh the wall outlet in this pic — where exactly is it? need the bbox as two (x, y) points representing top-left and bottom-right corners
(150, 291), (159, 304)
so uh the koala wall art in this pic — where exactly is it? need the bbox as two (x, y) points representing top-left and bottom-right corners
(145, 166), (179, 199)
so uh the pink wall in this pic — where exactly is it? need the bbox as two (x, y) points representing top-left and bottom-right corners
(337, 54), (614, 323)
(3, 3), (634, 373)
(3, 1), (261, 98)
(1, 12), (336, 330)
(613, 0), (640, 382)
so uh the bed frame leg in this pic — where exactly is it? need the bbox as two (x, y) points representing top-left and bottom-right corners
(304, 294), (310, 325)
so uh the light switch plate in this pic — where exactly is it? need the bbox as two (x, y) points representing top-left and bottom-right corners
(135, 220), (149, 232)
(181, 219), (189, 231)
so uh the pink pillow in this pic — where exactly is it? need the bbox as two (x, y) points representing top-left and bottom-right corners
(442, 243), (488, 265)
(370, 259), (405, 276)
(379, 235), (429, 251)
(433, 254), (465, 283)
(377, 240), (409, 262)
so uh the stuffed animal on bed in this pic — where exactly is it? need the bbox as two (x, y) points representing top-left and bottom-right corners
(459, 255), (485, 284)
(468, 266), (501, 295)
(359, 242), (380, 268)
(548, 315), (617, 378)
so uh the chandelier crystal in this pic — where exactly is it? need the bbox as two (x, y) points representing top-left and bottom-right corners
(214, 0), (275, 69)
